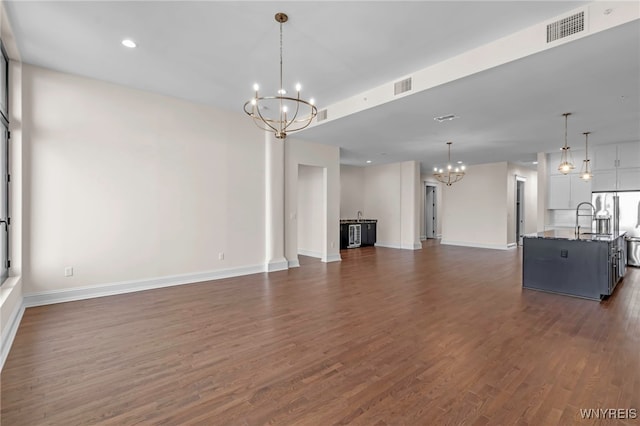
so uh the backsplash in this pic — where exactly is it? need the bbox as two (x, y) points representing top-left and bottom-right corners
(547, 209), (592, 229)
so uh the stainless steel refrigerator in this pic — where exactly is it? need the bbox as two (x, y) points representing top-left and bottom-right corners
(592, 191), (640, 266)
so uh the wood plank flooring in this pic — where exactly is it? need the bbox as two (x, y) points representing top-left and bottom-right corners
(2, 241), (639, 425)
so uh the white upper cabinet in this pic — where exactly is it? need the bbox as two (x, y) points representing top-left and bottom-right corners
(591, 141), (640, 191)
(569, 174), (592, 208)
(617, 168), (640, 191)
(591, 170), (617, 192)
(617, 142), (640, 169)
(592, 145), (618, 170)
(548, 151), (563, 174)
(547, 174), (592, 209)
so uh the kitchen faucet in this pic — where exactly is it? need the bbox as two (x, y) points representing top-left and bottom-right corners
(357, 211), (363, 222)
(575, 202), (595, 236)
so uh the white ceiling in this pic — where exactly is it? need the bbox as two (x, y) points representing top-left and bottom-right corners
(5, 1), (639, 172)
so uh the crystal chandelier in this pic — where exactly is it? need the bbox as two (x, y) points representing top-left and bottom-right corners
(580, 131), (593, 181)
(433, 142), (466, 186)
(243, 13), (317, 139)
(558, 112), (575, 174)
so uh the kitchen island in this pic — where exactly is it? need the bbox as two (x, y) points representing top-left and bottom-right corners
(522, 230), (626, 300)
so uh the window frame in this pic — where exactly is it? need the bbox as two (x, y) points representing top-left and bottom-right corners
(0, 40), (10, 283)
(0, 41), (7, 123)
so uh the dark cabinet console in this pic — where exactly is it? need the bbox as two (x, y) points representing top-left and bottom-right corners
(339, 220), (377, 249)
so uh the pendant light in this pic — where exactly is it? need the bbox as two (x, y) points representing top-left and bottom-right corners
(558, 112), (575, 174)
(433, 142), (465, 186)
(580, 131), (593, 181)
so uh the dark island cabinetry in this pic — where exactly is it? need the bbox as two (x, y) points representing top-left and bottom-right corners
(522, 230), (626, 300)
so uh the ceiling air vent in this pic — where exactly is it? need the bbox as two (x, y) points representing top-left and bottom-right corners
(317, 109), (328, 122)
(547, 11), (584, 43)
(434, 114), (460, 123)
(394, 77), (412, 95)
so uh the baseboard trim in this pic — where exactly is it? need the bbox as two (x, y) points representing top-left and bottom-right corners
(507, 243), (518, 249)
(288, 258), (300, 268)
(298, 249), (322, 259)
(402, 243), (422, 250)
(1, 297), (25, 371)
(374, 242), (402, 249)
(322, 254), (342, 263)
(23, 263), (266, 308)
(265, 260), (288, 272)
(440, 240), (510, 250)
(375, 242), (422, 250)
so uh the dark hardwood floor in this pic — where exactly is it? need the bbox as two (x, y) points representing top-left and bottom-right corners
(2, 241), (639, 425)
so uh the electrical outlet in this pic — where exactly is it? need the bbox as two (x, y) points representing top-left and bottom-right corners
(218, 252), (224, 260)
(64, 266), (73, 277)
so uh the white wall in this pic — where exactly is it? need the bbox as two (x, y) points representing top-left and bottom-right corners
(363, 163), (401, 247)
(400, 161), (421, 249)
(340, 165), (365, 219)
(285, 138), (340, 264)
(361, 161), (420, 249)
(22, 64), (266, 294)
(441, 162), (509, 249)
(297, 165), (324, 258)
(536, 152), (548, 232)
(506, 163), (538, 244)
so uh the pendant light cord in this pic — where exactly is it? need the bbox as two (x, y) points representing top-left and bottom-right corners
(585, 133), (589, 157)
(564, 114), (568, 149)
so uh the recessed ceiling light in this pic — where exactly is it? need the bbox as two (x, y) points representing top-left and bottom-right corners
(121, 39), (137, 48)
(533, 161), (539, 165)
(457, 161), (463, 164)
(366, 160), (372, 164)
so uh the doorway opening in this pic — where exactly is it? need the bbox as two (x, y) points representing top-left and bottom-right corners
(516, 177), (525, 246)
(425, 185), (437, 239)
(297, 164), (326, 263)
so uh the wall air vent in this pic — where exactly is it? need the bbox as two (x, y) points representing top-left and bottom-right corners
(317, 109), (328, 122)
(547, 11), (584, 43)
(394, 77), (412, 95)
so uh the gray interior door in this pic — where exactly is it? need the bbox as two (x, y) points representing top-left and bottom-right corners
(426, 186), (435, 239)
(516, 180), (525, 245)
